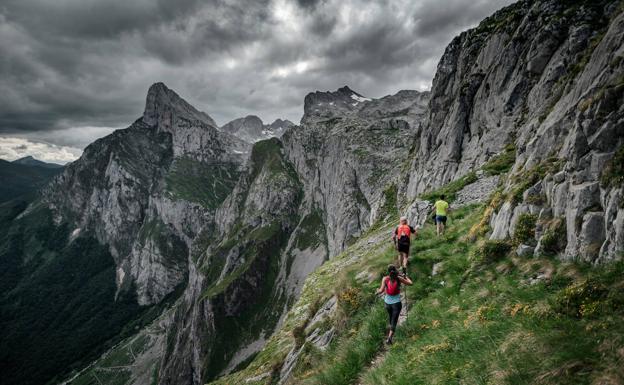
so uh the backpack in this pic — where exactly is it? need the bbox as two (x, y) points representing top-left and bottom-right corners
(396, 224), (411, 244)
(385, 278), (400, 296)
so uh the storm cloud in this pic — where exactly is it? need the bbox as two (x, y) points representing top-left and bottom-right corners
(0, 0), (514, 159)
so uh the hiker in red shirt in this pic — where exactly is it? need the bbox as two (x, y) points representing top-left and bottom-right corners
(376, 264), (413, 344)
(392, 216), (417, 275)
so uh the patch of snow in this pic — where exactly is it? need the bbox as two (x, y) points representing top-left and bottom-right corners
(350, 93), (372, 103)
(352, 102), (359, 106)
(329, 102), (335, 106)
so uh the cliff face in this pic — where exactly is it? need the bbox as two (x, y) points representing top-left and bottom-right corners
(284, 86), (429, 256)
(406, 0), (624, 263)
(45, 83), (249, 306)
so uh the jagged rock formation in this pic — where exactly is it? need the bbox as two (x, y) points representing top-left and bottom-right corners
(406, 0), (624, 263)
(45, 82), (249, 306)
(221, 115), (295, 143)
(284, 86), (429, 256)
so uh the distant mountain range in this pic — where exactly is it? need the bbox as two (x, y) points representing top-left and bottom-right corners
(220, 115), (295, 143)
(12, 155), (64, 169)
(0, 156), (64, 203)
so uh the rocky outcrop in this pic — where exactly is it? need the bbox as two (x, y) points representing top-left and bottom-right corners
(284, 86), (429, 256)
(45, 83), (250, 306)
(406, 0), (624, 263)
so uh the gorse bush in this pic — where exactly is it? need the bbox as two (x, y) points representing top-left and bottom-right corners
(540, 217), (567, 255)
(556, 279), (608, 318)
(514, 213), (537, 245)
(474, 240), (512, 264)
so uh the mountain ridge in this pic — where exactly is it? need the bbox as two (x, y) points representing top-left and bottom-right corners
(12, 155), (64, 168)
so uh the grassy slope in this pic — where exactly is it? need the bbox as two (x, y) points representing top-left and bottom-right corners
(165, 157), (240, 209)
(210, 187), (624, 385)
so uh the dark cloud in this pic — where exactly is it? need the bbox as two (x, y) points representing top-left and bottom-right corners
(0, 0), (515, 155)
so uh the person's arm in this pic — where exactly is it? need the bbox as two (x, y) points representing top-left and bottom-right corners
(376, 277), (387, 295)
(399, 276), (413, 286)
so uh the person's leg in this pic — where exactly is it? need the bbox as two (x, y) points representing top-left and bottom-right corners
(436, 217), (441, 236)
(388, 302), (402, 343)
(385, 303), (393, 337)
(400, 252), (407, 271)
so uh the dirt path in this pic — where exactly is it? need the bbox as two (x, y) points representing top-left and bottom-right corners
(356, 291), (409, 384)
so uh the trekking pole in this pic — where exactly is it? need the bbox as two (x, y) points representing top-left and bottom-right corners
(404, 285), (408, 322)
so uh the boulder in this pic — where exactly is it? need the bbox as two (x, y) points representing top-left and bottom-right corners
(406, 199), (433, 228)
(516, 244), (535, 257)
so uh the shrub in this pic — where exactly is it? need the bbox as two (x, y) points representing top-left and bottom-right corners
(467, 191), (503, 241)
(555, 279), (608, 318)
(600, 146), (624, 188)
(540, 218), (567, 255)
(292, 324), (307, 348)
(337, 287), (363, 316)
(513, 213), (537, 245)
(474, 240), (512, 264)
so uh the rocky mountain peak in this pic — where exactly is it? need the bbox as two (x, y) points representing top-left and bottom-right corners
(268, 118), (295, 130)
(221, 115), (294, 143)
(302, 85), (373, 124)
(143, 82), (217, 128)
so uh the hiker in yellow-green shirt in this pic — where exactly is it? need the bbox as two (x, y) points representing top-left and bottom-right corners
(432, 194), (450, 237)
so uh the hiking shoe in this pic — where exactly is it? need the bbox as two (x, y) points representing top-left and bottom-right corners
(386, 336), (393, 345)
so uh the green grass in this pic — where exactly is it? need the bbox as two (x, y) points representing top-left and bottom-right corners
(482, 144), (516, 176)
(507, 158), (563, 204)
(421, 172), (478, 203)
(165, 157), (240, 209)
(210, 189), (624, 385)
(294, 209), (326, 251)
(312, 306), (386, 385)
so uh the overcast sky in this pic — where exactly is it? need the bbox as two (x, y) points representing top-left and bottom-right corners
(0, 0), (514, 163)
